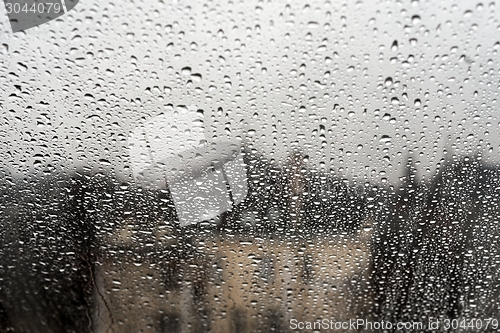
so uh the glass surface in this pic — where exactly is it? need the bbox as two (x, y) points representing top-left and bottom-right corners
(1, 0), (500, 332)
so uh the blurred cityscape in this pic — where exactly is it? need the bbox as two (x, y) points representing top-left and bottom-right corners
(1, 151), (499, 332)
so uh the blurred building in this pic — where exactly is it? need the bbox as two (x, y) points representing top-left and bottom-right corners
(93, 221), (373, 333)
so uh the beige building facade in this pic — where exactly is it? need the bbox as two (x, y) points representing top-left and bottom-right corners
(93, 220), (373, 333)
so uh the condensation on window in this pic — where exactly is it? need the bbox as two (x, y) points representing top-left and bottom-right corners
(0, 0), (499, 332)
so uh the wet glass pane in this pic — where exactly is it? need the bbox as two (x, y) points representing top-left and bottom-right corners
(1, 0), (500, 332)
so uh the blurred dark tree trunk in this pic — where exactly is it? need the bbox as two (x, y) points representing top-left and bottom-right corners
(0, 172), (108, 333)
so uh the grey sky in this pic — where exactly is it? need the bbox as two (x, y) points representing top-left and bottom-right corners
(0, 0), (499, 184)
